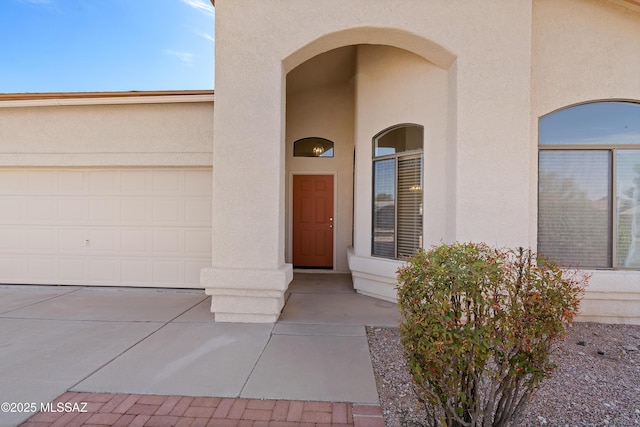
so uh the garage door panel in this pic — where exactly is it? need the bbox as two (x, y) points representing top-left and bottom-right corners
(0, 229), (24, 250)
(89, 199), (118, 222)
(120, 170), (149, 194)
(90, 260), (119, 283)
(120, 230), (149, 253)
(0, 258), (24, 280)
(152, 199), (181, 222)
(121, 260), (150, 284)
(27, 171), (55, 194)
(0, 199), (25, 222)
(28, 258), (57, 281)
(27, 229), (54, 251)
(58, 170), (85, 194)
(153, 230), (181, 253)
(185, 230), (211, 254)
(28, 199), (55, 221)
(58, 229), (85, 252)
(185, 170), (212, 195)
(152, 170), (181, 194)
(59, 259), (85, 282)
(58, 199), (86, 223)
(0, 168), (212, 288)
(0, 170), (26, 194)
(153, 261), (181, 285)
(88, 171), (117, 195)
(185, 200), (211, 224)
(121, 199), (148, 222)
(88, 230), (118, 252)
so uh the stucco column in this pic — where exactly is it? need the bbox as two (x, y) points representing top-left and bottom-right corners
(452, 24), (533, 248)
(200, 0), (292, 322)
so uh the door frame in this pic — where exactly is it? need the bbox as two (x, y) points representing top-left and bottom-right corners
(288, 171), (337, 270)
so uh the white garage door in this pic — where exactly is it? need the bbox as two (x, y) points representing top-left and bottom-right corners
(0, 168), (212, 288)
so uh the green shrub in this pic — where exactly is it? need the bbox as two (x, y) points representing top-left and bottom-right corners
(396, 242), (586, 427)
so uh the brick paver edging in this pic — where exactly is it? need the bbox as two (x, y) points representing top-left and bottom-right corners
(20, 392), (385, 427)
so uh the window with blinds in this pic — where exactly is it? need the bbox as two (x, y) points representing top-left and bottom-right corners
(538, 151), (611, 268)
(372, 124), (423, 259)
(397, 157), (423, 258)
(538, 101), (640, 269)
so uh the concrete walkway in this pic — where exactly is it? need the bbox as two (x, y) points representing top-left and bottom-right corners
(0, 274), (401, 426)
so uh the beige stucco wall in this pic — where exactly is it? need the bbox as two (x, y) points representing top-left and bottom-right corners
(0, 101), (214, 166)
(532, 0), (640, 116)
(204, 0), (534, 321)
(210, 0), (533, 261)
(532, 0), (640, 324)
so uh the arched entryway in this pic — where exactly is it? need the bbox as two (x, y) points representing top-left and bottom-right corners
(204, 22), (456, 322)
(285, 46), (357, 272)
(284, 38), (453, 300)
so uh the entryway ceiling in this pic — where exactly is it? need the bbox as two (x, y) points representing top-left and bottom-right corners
(286, 46), (357, 95)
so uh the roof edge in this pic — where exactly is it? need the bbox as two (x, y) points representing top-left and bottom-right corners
(0, 90), (215, 108)
(0, 90), (214, 101)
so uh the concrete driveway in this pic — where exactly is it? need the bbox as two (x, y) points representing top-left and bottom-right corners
(0, 274), (401, 426)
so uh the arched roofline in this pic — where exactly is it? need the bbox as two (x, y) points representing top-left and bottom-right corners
(283, 26), (456, 73)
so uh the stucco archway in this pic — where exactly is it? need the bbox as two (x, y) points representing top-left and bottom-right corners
(283, 27), (454, 299)
(205, 2), (540, 323)
(204, 23), (457, 322)
(282, 26), (456, 74)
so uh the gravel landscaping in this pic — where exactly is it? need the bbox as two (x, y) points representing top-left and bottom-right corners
(367, 322), (640, 427)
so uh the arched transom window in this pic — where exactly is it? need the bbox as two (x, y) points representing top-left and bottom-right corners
(293, 137), (334, 157)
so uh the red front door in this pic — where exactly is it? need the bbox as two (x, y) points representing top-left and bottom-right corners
(293, 175), (334, 268)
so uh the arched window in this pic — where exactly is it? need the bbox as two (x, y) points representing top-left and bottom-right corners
(372, 124), (423, 259)
(293, 137), (334, 157)
(538, 101), (640, 269)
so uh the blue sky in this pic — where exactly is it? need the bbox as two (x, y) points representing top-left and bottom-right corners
(0, 0), (215, 93)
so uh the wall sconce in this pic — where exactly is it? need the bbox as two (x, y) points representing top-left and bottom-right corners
(312, 145), (325, 156)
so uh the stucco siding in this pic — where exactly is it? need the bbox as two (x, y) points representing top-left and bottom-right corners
(214, 0), (534, 249)
(0, 102), (214, 166)
(208, 0), (535, 319)
(533, 0), (640, 116)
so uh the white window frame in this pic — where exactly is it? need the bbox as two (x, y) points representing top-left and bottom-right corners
(538, 101), (640, 269)
(371, 124), (424, 260)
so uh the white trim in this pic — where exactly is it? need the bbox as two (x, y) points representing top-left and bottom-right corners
(0, 94), (215, 109)
(347, 247), (400, 302)
(288, 171), (338, 270)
